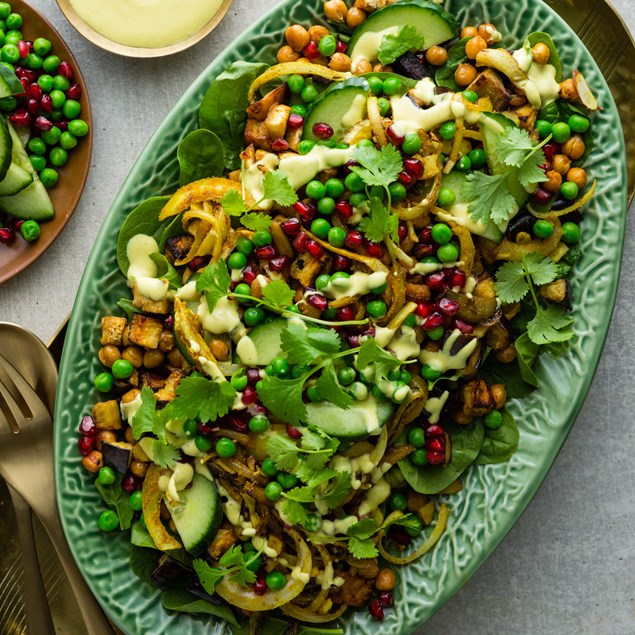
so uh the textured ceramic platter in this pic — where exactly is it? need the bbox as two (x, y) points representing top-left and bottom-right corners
(54, 0), (627, 633)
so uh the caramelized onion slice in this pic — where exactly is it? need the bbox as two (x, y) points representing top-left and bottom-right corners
(159, 178), (243, 220)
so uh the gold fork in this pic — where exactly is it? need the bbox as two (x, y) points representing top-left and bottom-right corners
(0, 352), (116, 635)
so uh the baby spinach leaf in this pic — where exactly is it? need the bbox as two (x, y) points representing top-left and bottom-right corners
(526, 32), (562, 81)
(435, 37), (470, 90)
(475, 409), (519, 465)
(116, 195), (171, 276)
(130, 545), (162, 585)
(117, 298), (137, 320)
(161, 589), (240, 627)
(481, 355), (535, 399)
(177, 129), (225, 186)
(198, 61), (268, 171)
(515, 332), (540, 388)
(398, 420), (485, 495)
(158, 213), (185, 252)
(131, 520), (158, 549)
(95, 476), (134, 530)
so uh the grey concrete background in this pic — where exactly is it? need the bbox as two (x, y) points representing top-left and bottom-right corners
(0, 0), (633, 633)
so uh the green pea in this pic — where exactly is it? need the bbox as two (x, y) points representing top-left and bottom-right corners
(377, 97), (391, 116)
(427, 326), (445, 340)
(195, 435), (213, 452)
(317, 196), (335, 215)
(535, 119), (553, 138)
(26, 52), (43, 70)
(318, 34), (337, 57)
(49, 147), (68, 167)
(3, 31), (19, 45)
(410, 449), (427, 466)
(41, 126), (61, 146)
(245, 552), (261, 573)
(306, 179), (326, 199)
(367, 300), (387, 318)
(568, 114), (590, 133)
(301, 84), (319, 103)
(290, 104), (307, 118)
(437, 242), (459, 263)
(253, 230), (272, 247)
(68, 119), (89, 137)
(408, 426), (425, 448)
(111, 359), (133, 379)
(215, 437), (237, 458)
(349, 192), (366, 208)
(437, 188), (455, 207)
(234, 282), (251, 300)
(266, 571), (286, 590)
(298, 139), (315, 155)
(261, 458), (278, 477)
(228, 251), (247, 270)
(404, 515), (424, 537)
(337, 366), (356, 386)
(367, 76), (384, 95)
(270, 357), (290, 378)
(1, 43), (18, 63)
(27, 137), (47, 155)
(183, 420), (198, 438)
(5, 13), (21, 30)
(249, 414), (270, 433)
(49, 88), (66, 110)
(484, 410), (503, 429)
(0, 4), (10, 20)
(29, 155), (46, 172)
(276, 472), (298, 489)
(327, 226), (346, 247)
(236, 237), (254, 256)
(370, 384), (387, 401)
(32, 37), (52, 56)
(325, 177), (345, 198)
(40, 167), (58, 187)
(230, 369), (248, 392)
(94, 372), (113, 392)
(53, 74), (70, 91)
(306, 385), (324, 403)
(462, 90), (478, 104)
(303, 513), (322, 532)
(560, 181), (579, 200)
(42, 54), (60, 74)
(37, 74), (54, 93)
(403, 313), (417, 327)
(321, 307), (337, 321)
(455, 155), (472, 172)
(533, 220), (554, 239)
(439, 121), (456, 140)
(431, 223), (452, 245)
(58, 131), (77, 151)
(561, 221), (581, 243)
(98, 509), (119, 532)
(400, 370), (412, 384)
(315, 273), (331, 291)
(287, 74), (305, 94)
(383, 76), (402, 96)
(389, 492), (408, 511)
(402, 133), (422, 155)
(264, 481), (283, 501)
(244, 307), (265, 326)
(331, 271), (349, 280)
(348, 381), (368, 401)
(344, 171), (365, 193)
(311, 218), (331, 239)
(468, 147), (486, 169)
(421, 364), (442, 381)
(63, 98), (81, 119)
(388, 182), (407, 202)
(370, 281), (387, 294)
(97, 466), (116, 486)
(552, 122), (571, 144)
(129, 491), (143, 511)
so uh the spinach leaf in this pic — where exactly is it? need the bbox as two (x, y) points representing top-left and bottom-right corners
(398, 420), (485, 494)
(526, 32), (562, 81)
(198, 61), (268, 171)
(161, 589), (240, 627)
(150, 253), (181, 289)
(515, 332), (539, 387)
(475, 409), (519, 465)
(117, 298), (137, 320)
(299, 629), (345, 635)
(159, 214), (185, 252)
(130, 545), (162, 585)
(177, 129), (225, 186)
(131, 520), (158, 549)
(435, 38), (470, 90)
(116, 195), (172, 276)
(481, 352), (535, 400)
(95, 476), (133, 530)
(538, 101), (560, 124)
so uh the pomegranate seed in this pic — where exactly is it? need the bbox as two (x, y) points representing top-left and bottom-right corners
(334, 255), (351, 271)
(378, 591), (394, 608)
(198, 423), (215, 436)
(255, 245), (276, 260)
(25, 41), (33, 52)
(306, 293), (328, 311)
(420, 227), (432, 243)
(337, 306), (355, 321)
(342, 159), (358, 175)
(335, 200), (353, 218)
(398, 170), (415, 186)
(450, 270), (467, 289)
(188, 255), (209, 271)
(59, 61), (74, 80)
(540, 163), (550, 172)
(228, 414), (248, 433)
(254, 577), (267, 595)
(398, 223), (408, 242)
(14, 65), (26, 78)
(163, 315), (174, 329)
(13, 220), (24, 230)
(26, 98), (38, 114)
(287, 424), (302, 439)
(292, 231), (308, 252)
(312, 122), (334, 139)
(426, 272), (446, 291)
(28, 83), (42, 100)
(305, 240), (324, 258)
(347, 334), (361, 347)
(9, 110), (31, 127)
(366, 242), (384, 258)
(426, 450), (446, 465)
(403, 158), (423, 179)
(426, 438), (445, 453)
(415, 303), (429, 318)
(19, 77), (29, 91)
(386, 124), (405, 145)
(426, 424), (444, 437)
(269, 255), (289, 272)
(362, 326), (376, 338)
(414, 243), (435, 259)
(34, 116), (53, 131)
(454, 318), (474, 334)
(17, 40), (28, 58)
(79, 415), (97, 436)
(242, 265), (257, 283)
(438, 297), (459, 316)
(293, 200), (316, 223)
(272, 138), (289, 152)
(543, 142), (558, 161)
(246, 369), (261, 385)
(242, 386), (258, 405)
(369, 599), (384, 621)
(40, 94), (53, 112)
(66, 82), (82, 100)
(22, 68), (36, 83)
(345, 230), (363, 249)
(303, 41), (319, 60)
(281, 217), (302, 236)
(423, 312), (444, 329)
(287, 113), (304, 129)
(336, 40), (347, 53)
(78, 436), (95, 456)
(0, 227), (15, 244)
(533, 187), (552, 204)
(122, 473), (140, 492)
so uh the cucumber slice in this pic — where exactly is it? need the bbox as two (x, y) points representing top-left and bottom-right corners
(164, 473), (222, 556)
(348, 0), (458, 67)
(240, 318), (287, 366)
(0, 162), (32, 196)
(0, 63), (24, 97)
(0, 116), (12, 183)
(305, 396), (394, 440)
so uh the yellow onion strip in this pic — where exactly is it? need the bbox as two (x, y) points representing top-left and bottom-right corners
(386, 301), (417, 331)
(378, 504), (450, 565)
(443, 116), (465, 174)
(175, 219), (211, 266)
(528, 180), (596, 218)
(216, 529), (312, 611)
(248, 63), (350, 102)
(282, 601), (348, 624)
(406, 220), (419, 243)
(395, 164), (443, 220)
(159, 178), (243, 220)
(388, 376), (428, 445)
(367, 95), (387, 147)
(307, 545), (333, 612)
(379, 266), (406, 326)
(447, 221), (475, 274)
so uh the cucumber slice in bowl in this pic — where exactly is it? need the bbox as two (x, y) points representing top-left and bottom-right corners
(0, 162), (33, 197)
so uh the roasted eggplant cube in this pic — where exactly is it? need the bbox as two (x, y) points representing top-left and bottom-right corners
(540, 278), (572, 310)
(92, 400), (122, 430)
(466, 69), (511, 111)
(128, 314), (164, 349)
(165, 235), (194, 263)
(151, 554), (192, 589)
(132, 285), (170, 315)
(392, 51), (431, 80)
(101, 441), (132, 474)
(101, 316), (127, 346)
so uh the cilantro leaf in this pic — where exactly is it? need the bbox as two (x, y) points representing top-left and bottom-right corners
(527, 304), (574, 345)
(377, 25), (425, 66)
(495, 261), (529, 304)
(219, 545), (258, 587)
(281, 498), (310, 527)
(281, 322), (342, 366)
(315, 361), (353, 410)
(258, 375), (306, 426)
(350, 144), (402, 188)
(300, 427), (329, 452)
(193, 560), (225, 595)
(462, 171), (518, 225)
(241, 212), (272, 232)
(131, 386), (156, 440)
(523, 252), (560, 286)
(348, 537), (379, 559)
(517, 151), (548, 189)
(265, 432), (302, 471)
(152, 440), (180, 468)
(263, 170), (299, 207)
(357, 338), (402, 381)
(358, 195), (397, 243)
(497, 127), (536, 167)
(347, 518), (379, 540)
(221, 189), (248, 216)
(196, 261), (231, 312)
(320, 470), (352, 509)
(261, 279), (295, 311)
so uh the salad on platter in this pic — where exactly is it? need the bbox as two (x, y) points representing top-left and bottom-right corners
(77, 0), (599, 630)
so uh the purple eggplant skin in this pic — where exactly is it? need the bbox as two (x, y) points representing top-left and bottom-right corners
(392, 51), (431, 80)
(101, 441), (132, 475)
(151, 554), (192, 589)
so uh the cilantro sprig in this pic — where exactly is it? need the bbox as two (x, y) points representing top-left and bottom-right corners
(495, 253), (574, 345)
(346, 513), (422, 558)
(193, 544), (262, 594)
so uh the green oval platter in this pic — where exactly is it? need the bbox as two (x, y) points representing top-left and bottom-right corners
(54, 0), (627, 633)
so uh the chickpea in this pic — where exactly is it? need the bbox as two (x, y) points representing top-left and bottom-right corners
(460, 26), (478, 39)
(210, 338), (230, 362)
(132, 443), (150, 462)
(167, 347), (185, 368)
(143, 349), (165, 369)
(559, 78), (578, 101)
(532, 42), (551, 65)
(495, 345), (517, 364)
(124, 427), (135, 444)
(425, 45), (448, 66)
(96, 430), (116, 451)
(562, 134), (586, 160)
(354, 558), (379, 579)
(346, 7), (367, 29)
(329, 52), (351, 72)
(375, 568), (396, 591)
(543, 170), (563, 193)
(465, 35), (487, 60)
(323, 0), (347, 23)
(353, 57), (372, 75)
(491, 384), (507, 409)
(130, 460), (149, 478)
(82, 451), (103, 473)
(277, 45), (300, 64)
(407, 490), (427, 512)
(285, 24), (310, 52)
(454, 63), (477, 87)
(567, 167), (588, 189)
(121, 345), (144, 368)
(159, 330), (175, 352)
(552, 153), (571, 175)
(98, 345), (120, 368)
(308, 25), (330, 43)
(478, 23), (499, 45)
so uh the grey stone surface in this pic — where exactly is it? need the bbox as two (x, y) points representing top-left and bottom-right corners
(0, 1), (633, 633)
